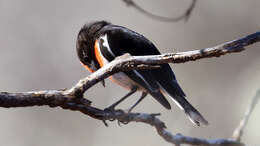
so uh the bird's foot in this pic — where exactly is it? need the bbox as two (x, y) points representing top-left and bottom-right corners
(103, 107), (131, 126)
(104, 105), (116, 113)
(103, 105), (118, 123)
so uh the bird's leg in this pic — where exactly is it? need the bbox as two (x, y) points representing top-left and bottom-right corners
(105, 87), (137, 111)
(127, 92), (147, 113)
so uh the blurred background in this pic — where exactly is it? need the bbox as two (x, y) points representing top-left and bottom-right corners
(0, 0), (259, 146)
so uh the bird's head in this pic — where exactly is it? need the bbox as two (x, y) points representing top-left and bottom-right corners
(76, 20), (111, 72)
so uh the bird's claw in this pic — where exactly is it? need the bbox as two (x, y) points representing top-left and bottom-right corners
(120, 120), (130, 125)
(102, 120), (109, 127)
(103, 107), (131, 126)
(103, 106), (117, 125)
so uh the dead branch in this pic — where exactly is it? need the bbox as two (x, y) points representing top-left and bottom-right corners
(1, 31), (259, 145)
(122, 0), (197, 22)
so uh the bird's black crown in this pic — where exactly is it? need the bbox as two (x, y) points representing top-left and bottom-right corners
(76, 21), (110, 68)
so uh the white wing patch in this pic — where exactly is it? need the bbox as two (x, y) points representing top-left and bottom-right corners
(170, 98), (184, 111)
(100, 34), (115, 57)
(158, 83), (184, 110)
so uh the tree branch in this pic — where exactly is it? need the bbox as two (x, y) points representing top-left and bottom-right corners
(122, 0), (197, 22)
(1, 31), (259, 145)
(0, 91), (245, 146)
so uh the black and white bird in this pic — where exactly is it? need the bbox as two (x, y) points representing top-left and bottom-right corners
(76, 21), (208, 126)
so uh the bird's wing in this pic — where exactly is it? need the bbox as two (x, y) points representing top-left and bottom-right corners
(124, 70), (171, 109)
(98, 25), (208, 125)
(100, 25), (186, 98)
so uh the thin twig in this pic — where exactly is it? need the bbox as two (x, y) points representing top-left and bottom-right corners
(122, 0), (197, 22)
(232, 89), (260, 141)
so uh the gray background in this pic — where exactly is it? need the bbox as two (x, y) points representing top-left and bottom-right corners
(0, 0), (259, 146)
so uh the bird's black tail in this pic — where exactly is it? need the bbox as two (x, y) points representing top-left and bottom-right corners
(150, 64), (208, 126)
(160, 80), (208, 126)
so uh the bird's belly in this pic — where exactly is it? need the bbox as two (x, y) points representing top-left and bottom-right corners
(109, 72), (142, 90)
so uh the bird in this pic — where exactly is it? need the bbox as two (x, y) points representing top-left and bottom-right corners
(76, 20), (208, 126)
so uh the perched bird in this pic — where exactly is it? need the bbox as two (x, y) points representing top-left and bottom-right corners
(76, 21), (208, 126)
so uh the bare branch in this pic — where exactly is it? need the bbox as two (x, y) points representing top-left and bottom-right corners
(122, 0), (197, 22)
(232, 89), (260, 141)
(0, 92), (245, 146)
(0, 31), (259, 145)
